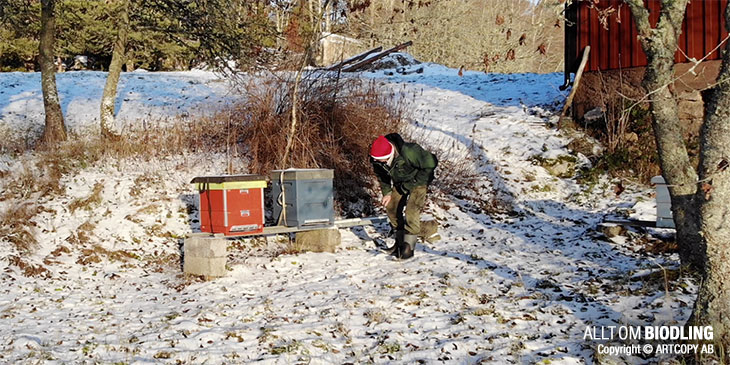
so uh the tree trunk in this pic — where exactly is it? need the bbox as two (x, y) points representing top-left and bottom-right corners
(643, 40), (704, 272)
(39, 0), (67, 146)
(625, 0), (704, 271)
(100, 0), (130, 140)
(687, 5), (730, 359)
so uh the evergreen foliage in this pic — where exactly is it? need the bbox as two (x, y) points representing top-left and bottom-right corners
(0, 0), (276, 71)
(0, 0), (40, 71)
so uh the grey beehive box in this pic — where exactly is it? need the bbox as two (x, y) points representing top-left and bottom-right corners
(271, 169), (335, 227)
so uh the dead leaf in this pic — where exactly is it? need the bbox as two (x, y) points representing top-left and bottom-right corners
(613, 181), (625, 196)
(506, 49), (515, 61)
(717, 159), (729, 172)
(537, 43), (547, 55)
(496, 15), (504, 25)
(701, 181), (713, 200)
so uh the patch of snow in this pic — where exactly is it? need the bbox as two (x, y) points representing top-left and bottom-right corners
(0, 60), (693, 364)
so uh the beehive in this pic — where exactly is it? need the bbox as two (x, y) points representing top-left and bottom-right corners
(191, 174), (268, 235)
(271, 169), (334, 228)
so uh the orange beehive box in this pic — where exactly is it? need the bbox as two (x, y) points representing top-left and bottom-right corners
(191, 175), (268, 236)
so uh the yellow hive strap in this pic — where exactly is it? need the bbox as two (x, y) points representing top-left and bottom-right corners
(194, 180), (267, 190)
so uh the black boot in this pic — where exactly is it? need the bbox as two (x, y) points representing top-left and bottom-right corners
(387, 230), (404, 255)
(396, 234), (417, 260)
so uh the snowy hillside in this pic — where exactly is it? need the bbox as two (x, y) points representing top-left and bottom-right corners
(0, 60), (694, 364)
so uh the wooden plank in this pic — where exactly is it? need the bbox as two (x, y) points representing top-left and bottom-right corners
(588, 4), (600, 71)
(714, 0), (728, 60)
(683, 1), (703, 62)
(630, 7), (644, 67)
(607, 8), (621, 70)
(600, 13), (610, 71)
(648, 0), (660, 29)
(560, 46), (591, 123)
(334, 216), (388, 228)
(702, 0), (712, 59)
(579, 3), (590, 59)
(603, 218), (657, 228)
(619, 4), (633, 69)
(675, 6), (688, 63)
(342, 41), (413, 72)
(326, 46), (383, 71)
(187, 216), (389, 238)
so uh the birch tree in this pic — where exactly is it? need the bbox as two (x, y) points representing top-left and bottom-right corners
(623, 0), (703, 270)
(687, 4), (730, 358)
(622, 0), (729, 357)
(99, 0), (129, 140)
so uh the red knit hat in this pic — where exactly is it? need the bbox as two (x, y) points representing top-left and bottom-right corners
(370, 135), (394, 160)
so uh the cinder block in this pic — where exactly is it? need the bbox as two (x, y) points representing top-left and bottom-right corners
(184, 256), (227, 277)
(184, 236), (228, 257)
(294, 228), (341, 253)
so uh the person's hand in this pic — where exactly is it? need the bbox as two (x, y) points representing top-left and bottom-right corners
(381, 194), (392, 207)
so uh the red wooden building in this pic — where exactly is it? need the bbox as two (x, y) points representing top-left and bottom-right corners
(563, 0), (730, 120)
(565, 0), (729, 78)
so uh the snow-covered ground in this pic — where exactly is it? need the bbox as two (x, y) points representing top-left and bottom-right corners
(0, 59), (694, 364)
(0, 70), (234, 140)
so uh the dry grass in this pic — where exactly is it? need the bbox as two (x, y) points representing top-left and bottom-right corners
(0, 203), (40, 253)
(7, 255), (49, 277)
(68, 182), (104, 213)
(76, 244), (138, 266)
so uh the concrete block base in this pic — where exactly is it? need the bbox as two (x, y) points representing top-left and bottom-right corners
(184, 236), (227, 257)
(295, 228), (342, 253)
(184, 236), (228, 277)
(184, 256), (228, 277)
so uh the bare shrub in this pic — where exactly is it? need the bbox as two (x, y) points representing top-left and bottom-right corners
(423, 139), (514, 215)
(226, 72), (406, 216)
(580, 99), (661, 184)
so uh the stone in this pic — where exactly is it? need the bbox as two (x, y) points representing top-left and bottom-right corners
(184, 256), (228, 277)
(544, 160), (575, 178)
(419, 220), (440, 242)
(294, 228), (342, 253)
(184, 236), (228, 277)
(583, 107), (605, 124)
(601, 224), (626, 238)
(184, 236), (227, 257)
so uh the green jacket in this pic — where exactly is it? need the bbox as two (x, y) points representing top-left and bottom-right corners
(371, 133), (438, 196)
